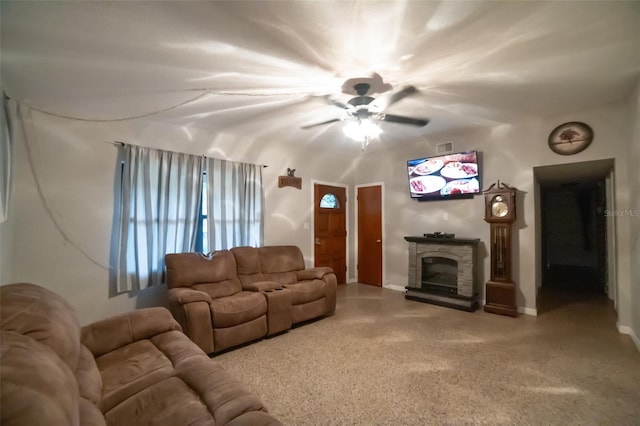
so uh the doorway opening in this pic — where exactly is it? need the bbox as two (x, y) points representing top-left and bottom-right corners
(535, 159), (615, 316)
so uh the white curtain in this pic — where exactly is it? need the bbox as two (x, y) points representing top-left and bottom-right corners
(206, 158), (264, 250)
(116, 144), (204, 293)
(0, 96), (12, 223)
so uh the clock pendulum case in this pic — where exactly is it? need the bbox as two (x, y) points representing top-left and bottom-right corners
(483, 181), (518, 317)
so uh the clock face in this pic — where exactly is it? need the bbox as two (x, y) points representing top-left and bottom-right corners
(491, 199), (509, 217)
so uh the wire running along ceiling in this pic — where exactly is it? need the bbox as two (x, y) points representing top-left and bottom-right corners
(2, 1), (639, 144)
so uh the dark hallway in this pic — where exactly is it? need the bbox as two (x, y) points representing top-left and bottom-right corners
(537, 264), (608, 314)
(534, 160), (614, 315)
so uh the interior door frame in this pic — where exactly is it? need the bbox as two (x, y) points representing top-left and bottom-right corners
(311, 180), (350, 281)
(354, 182), (386, 287)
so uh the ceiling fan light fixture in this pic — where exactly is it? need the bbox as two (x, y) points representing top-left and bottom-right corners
(343, 119), (382, 150)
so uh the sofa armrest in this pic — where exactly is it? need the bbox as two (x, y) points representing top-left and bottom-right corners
(243, 281), (282, 292)
(297, 267), (334, 281)
(81, 307), (181, 357)
(167, 288), (215, 354)
(168, 287), (212, 305)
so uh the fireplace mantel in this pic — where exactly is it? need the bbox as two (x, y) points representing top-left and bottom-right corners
(405, 236), (480, 311)
(404, 236), (480, 245)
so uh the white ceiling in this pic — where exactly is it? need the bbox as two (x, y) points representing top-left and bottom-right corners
(2, 1), (639, 148)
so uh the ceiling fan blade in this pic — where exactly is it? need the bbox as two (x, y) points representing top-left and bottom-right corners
(373, 85), (418, 110)
(322, 96), (351, 110)
(379, 113), (429, 127)
(300, 118), (342, 129)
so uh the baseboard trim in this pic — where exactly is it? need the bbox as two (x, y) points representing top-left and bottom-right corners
(479, 299), (537, 316)
(617, 323), (640, 351)
(383, 284), (406, 292)
(518, 306), (538, 317)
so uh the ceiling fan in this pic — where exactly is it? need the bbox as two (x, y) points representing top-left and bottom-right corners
(301, 81), (430, 131)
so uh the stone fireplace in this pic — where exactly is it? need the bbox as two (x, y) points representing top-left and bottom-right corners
(404, 236), (480, 311)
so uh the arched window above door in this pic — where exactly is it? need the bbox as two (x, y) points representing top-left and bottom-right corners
(319, 193), (339, 209)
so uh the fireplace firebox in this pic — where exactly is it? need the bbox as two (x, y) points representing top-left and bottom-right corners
(404, 236), (480, 311)
(422, 257), (458, 295)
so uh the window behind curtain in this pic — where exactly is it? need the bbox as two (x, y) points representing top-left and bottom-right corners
(115, 146), (264, 292)
(115, 145), (204, 293)
(195, 177), (208, 253)
(205, 158), (264, 251)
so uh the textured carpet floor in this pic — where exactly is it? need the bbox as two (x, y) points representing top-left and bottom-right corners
(215, 284), (640, 425)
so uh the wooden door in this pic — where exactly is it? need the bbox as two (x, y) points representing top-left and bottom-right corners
(357, 185), (382, 286)
(314, 184), (346, 284)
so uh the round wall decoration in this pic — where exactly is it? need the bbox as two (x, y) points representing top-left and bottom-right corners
(547, 121), (593, 155)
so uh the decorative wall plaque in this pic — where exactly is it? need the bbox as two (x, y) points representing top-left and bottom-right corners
(279, 168), (302, 189)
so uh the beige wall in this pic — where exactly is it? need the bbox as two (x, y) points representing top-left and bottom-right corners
(629, 79), (640, 348)
(0, 83), (12, 285)
(2, 97), (637, 335)
(0, 222), (11, 285)
(352, 100), (635, 323)
(2, 106), (355, 324)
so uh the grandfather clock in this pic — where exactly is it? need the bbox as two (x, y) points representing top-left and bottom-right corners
(483, 181), (518, 317)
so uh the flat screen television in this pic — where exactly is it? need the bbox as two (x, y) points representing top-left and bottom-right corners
(406, 150), (480, 201)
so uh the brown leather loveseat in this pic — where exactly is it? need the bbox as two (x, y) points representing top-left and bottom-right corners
(165, 245), (337, 354)
(0, 283), (281, 426)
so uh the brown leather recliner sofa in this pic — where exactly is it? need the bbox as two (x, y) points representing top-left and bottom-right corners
(165, 245), (337, 354)
(0, 283), (281, 426)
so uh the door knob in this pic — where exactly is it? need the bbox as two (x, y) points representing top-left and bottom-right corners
(376, 239), (381, 243)
(315, 238), (321, 245)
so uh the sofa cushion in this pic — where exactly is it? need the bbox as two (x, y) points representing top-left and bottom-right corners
(257, 245), (305, 274)
(297, 266), (334, 280)
(96, 339), (176, 412)
(210, 291), (268, 328)
(79, 398), (107, 426)
(81, 307), (182, 357)
(0, 331), (80, 426)
(76, 344), (103, 405)
(104, 377), (216, 426)
(263, 271), (299, 284)
(231, 246), (262, 275)
(166, 251), (243, 298)
(103, 330), (272, 425)
(283, 280), (326, 305)
(0, 282), (81, 372)
(175, 355), (268, 425)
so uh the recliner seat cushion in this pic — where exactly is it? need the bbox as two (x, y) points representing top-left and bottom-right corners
(96, 339), (176, 412)
(209, 291), (267, 328)
(283, 280), (326, 305)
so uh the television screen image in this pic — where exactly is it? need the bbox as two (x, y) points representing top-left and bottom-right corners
(407, 150), (480, 200)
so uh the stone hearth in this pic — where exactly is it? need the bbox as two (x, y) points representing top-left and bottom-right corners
(404, 236), (480, 311)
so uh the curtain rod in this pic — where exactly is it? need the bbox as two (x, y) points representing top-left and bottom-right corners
(106, 141), (268, 168)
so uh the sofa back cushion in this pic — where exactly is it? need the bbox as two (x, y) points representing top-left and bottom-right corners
(165, 251), (242, 299)
(0, 282), (82, 372)
(0, 331), (81, 425)
(232, 246), (306, 285)
(258, 246), (304, 284)
(231, 246), (266, 286)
